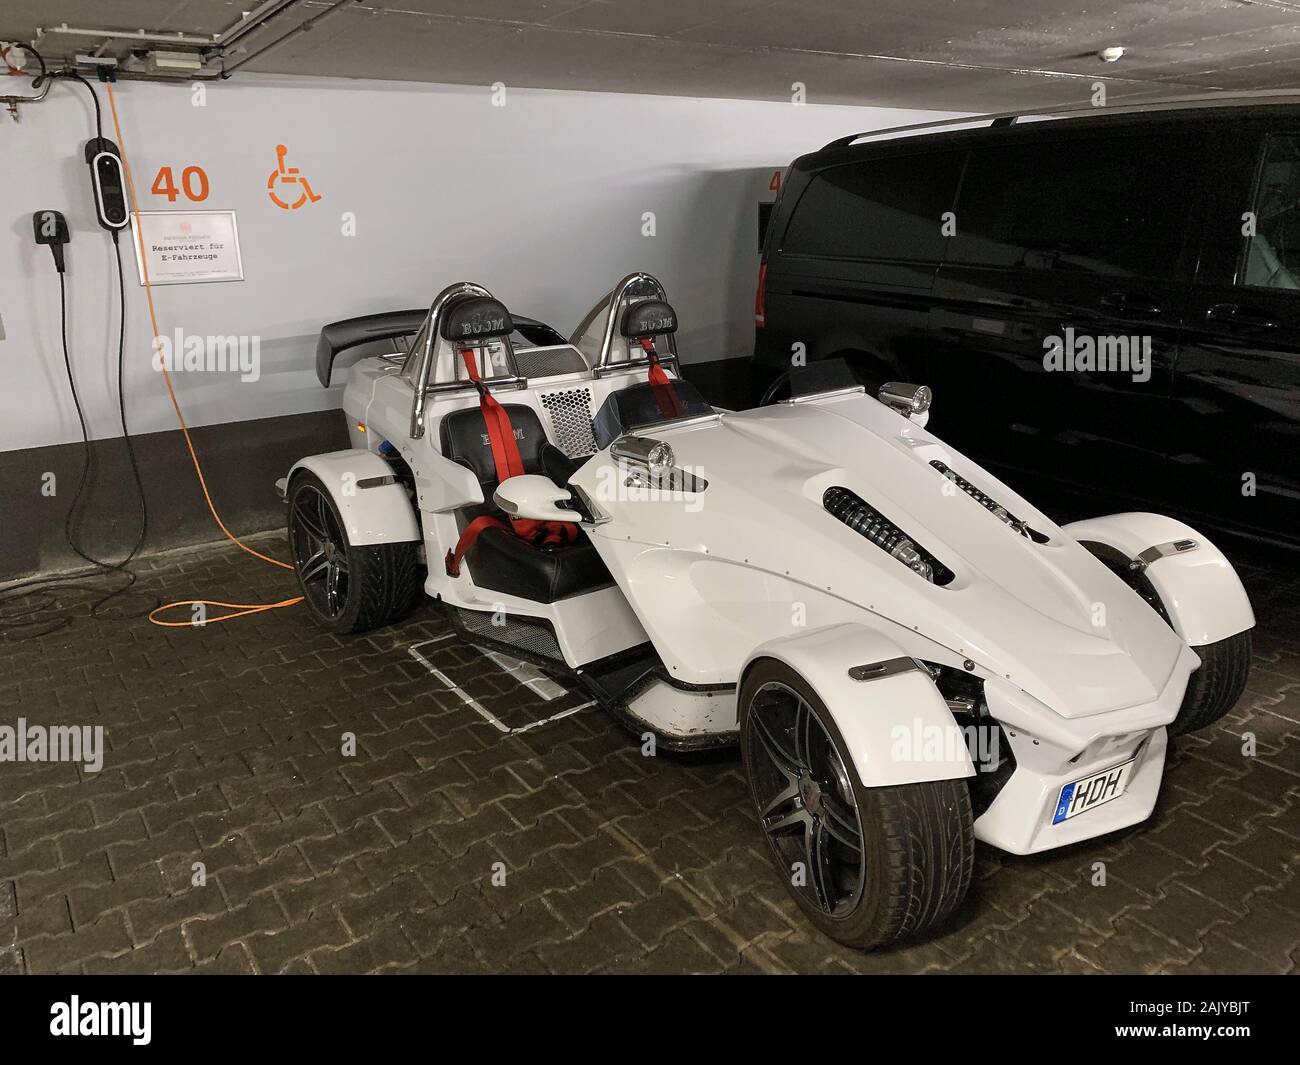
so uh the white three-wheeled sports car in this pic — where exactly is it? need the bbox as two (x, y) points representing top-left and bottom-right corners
(285, 272), (1254, 950)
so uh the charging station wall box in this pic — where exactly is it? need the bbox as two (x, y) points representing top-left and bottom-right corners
(130, 210), (244, 285)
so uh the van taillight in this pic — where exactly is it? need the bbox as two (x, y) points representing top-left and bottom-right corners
(754, 263), (767, 328)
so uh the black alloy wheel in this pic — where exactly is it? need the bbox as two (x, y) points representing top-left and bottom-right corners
(290, 480), (351, 621)
(745, 680), (868, 918)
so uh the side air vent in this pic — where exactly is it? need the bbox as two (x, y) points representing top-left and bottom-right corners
(930, 460), (1049, 544)
(541, 388), (597, 458)
(824, 487), (953, 585)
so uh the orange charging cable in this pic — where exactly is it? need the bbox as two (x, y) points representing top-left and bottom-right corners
(104, 82), (304, 626)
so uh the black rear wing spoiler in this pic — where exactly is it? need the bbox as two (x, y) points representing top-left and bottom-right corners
(315, 310), (569, 387)
(316, 309), (425, 387)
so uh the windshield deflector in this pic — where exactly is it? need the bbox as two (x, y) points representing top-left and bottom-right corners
(593, 380), (716, 449)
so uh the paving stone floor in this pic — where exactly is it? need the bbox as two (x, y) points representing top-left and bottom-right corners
(0, 533), (1297, 973)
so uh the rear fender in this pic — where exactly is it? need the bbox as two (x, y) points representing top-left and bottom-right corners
(288, 449), (420, 546)
(1064, 512), (1254, 646)
(743, 623), (975, 788)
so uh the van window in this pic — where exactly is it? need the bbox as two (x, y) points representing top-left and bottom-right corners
(1241, 133), (1300, 290)
(780, 151), (962, 262)
(948, 135), (1193, 278)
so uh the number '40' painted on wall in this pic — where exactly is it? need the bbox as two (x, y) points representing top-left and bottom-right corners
(151, 165), (209, 203)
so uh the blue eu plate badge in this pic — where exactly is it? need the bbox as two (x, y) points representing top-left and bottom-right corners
(1053, 759), (1136, 824)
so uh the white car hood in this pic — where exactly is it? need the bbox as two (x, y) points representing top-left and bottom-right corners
(579, 393), (1185, 719)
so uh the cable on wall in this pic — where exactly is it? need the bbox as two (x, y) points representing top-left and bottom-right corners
(101, 80), (305, 627)
(0, 68), (154, 639)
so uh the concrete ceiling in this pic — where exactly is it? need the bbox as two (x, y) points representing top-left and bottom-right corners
(3, 0), (1299, 112)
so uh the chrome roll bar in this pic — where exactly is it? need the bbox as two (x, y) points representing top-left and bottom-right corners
(408, 281), (524, 439)
(594, 271), (681, 379)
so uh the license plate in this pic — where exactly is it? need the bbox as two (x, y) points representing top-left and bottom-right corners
(1052, 759), (1135, 824)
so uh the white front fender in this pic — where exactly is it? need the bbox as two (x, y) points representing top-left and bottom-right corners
(1063, 512), (1254, 646)
(743, 623), (975, 789)
(288, 449), (420, 546)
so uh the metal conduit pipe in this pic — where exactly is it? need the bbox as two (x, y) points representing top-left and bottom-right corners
(221, 0), (360, 78)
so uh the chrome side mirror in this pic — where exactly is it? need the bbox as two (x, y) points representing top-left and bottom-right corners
(493, 475), (579, 523)
(878, 382), (932, 420)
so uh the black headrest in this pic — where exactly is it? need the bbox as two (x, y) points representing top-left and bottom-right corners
(619, 299), (677, 339)
(440, 296), (514, 343)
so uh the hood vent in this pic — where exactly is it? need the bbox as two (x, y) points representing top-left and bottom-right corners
(824, 487), (953, 585)
(931, 461), (1049, 544)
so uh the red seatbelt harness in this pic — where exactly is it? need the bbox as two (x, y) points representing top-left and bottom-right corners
(444, 348), (577, 578)
(639, 336), (683, 419)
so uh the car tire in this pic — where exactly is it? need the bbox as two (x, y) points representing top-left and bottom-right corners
(1169, 630), (1252, 737)
(1080, 540), (1251, 738)
(288, 471), (422, 635)
(739, 659), (974, 951)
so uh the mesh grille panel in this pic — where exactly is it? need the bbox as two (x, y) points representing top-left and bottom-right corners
(514, 346), (588, 379)
(453, 606), (565, 662)
(541, 388), (597, 458)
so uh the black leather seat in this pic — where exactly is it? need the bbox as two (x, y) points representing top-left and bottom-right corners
(440, 403), (611, 603)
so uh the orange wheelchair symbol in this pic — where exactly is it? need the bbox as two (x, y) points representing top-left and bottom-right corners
(267, 144), (322, 210)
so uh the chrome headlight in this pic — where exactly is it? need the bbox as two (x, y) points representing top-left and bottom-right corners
(611, 435), (675, 478)
(878, 382), (932, 416)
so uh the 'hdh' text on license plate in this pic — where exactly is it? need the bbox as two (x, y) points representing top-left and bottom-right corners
(1053, 759), (1135, 824)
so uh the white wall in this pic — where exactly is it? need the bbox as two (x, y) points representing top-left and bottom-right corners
(0, 73), (957, 451)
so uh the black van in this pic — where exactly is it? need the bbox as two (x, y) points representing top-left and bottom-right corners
(753, 103), (1300, 549)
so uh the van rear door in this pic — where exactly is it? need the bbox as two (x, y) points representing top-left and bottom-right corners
(928, 127), (1201, 507)
(758, 149), (962, 393)
(1176, 125), (1300, 546)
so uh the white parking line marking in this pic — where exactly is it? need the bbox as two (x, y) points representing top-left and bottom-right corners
(407, 637), (594, 736)
(482, 649), (569, 702)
